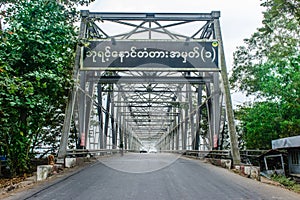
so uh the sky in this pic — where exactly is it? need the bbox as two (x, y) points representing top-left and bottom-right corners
(78, 0), (265, 105)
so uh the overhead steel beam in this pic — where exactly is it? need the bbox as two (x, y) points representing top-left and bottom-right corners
(138, 137), (161, 140)
(132, 124), (171, 127)
(114, 105), (173, 108)
(135, 122), (170, 127)
(134, 132), (164, 134)
(121, 114), (179, 117)
(126, 119), (174, 122)
(102, 90), (193, 93)
(114, 101), (186, 104)
(81, 11), (220, 21)
(91, 76), (212, 84)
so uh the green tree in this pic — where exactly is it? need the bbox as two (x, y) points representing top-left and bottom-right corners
(230, 0), (300, 149)
(236, 102), (283, 149)
(0, 0), (93, 176)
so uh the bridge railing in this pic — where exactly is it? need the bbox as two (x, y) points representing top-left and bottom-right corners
(159, 149), (267, 165)
(159, 150), (231, 159)
(239, 150), (268, 157)
(66, 149), (121, 157)
(64, 149), (267, 164)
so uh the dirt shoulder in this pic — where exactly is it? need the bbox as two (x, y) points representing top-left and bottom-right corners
(0, 157), (98, 200)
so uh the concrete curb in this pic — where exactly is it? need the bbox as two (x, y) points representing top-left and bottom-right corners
(1, 158), (99, 200)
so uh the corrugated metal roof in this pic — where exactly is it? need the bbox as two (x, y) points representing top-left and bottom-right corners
(272, 135), (300, 149)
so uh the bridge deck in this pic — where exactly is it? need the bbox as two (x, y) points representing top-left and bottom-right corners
(8, 153), (300, 200)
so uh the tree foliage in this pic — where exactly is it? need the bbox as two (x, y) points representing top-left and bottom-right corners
(0, 0), (91, 176)
(230, 0), (300, 149)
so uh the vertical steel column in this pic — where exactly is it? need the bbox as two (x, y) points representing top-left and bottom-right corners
(167, 133), (170, 150)
(178, 87), (184, 150)
(123, 123), (126, 150)
(149, 21), (152, 39)
(127, 125), (132, 150)
(78, 71), (87, 148)
(194, 85), (202, 150)
(172, 130), (175, 150)
(175, 109), (180, 150)
(103, 86), (111, 149)
(187, 73), (195, 150)
(117, 91), (124, 149)
(123, 120), (127, 150)
(58, 14), (87, 159)
(183, 83), (189, 150)
(97, 82), (104, 149)
(111, 88), (116, 149)
(212, 73), (221, 149)
(128, 117), (133, 150)
(85, 81), (95, 149)
(205, 78), (213, 149)
(213, 13), (241, 164)
(171, 106), (175, 150)
(165, 137), (167, 150)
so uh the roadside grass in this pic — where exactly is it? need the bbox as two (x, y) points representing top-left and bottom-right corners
(271, 175), (300, 193)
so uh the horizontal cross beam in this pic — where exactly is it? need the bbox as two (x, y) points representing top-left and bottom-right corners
(81, 11), (221, 21)
(95, 76), (212, 84)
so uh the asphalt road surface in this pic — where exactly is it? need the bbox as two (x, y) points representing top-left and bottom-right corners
(6, 153), (300, 200)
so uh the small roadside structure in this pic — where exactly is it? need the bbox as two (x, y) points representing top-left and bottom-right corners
(258, 149), (287, 177)
(272, 135), (300, 176)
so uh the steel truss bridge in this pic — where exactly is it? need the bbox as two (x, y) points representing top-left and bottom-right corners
(57, 10), (241, 164)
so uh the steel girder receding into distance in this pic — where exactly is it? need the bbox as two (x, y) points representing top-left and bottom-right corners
(58, 10), (241, 164)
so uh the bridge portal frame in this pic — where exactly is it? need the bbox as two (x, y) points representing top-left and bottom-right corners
(57, 10), (240, 165)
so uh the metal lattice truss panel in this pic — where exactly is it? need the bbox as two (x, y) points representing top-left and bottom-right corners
(81, 11), (219, 40)
(98, 71), (217, 146)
